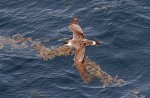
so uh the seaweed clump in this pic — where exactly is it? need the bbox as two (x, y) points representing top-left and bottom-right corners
(0, 34), (74, 61)
(34, 42), (74, 60)
(0, 34), (125, 87)
(0, 34), (32, 49)
(84, 57), (125, 87)
(7, 37), (32, 48)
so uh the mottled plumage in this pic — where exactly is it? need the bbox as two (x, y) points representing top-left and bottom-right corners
(65, 17), (100, 82)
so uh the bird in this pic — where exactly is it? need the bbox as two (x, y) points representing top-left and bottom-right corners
(64, 17), (100, 82)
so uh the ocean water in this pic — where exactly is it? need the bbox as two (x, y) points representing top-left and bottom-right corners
(0, 0), (150, 98)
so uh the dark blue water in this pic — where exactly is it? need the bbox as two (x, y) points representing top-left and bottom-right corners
(0, 0), (150, 98)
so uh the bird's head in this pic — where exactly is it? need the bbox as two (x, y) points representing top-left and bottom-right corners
(71, 16), (79, 24)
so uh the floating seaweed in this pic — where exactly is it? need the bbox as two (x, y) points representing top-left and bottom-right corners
(129, 88), (145, 98)
(0, 44), (3, 49)
(33, 41), (74, 60)
(79, 57), (125, 87)
(0, 34), (33, 49)
(0, 34), (73, 60)
(0, 36), (7, 49)
(0, 34), (124, 87)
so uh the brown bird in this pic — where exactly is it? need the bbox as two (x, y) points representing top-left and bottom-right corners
(64, 17), (100, 82)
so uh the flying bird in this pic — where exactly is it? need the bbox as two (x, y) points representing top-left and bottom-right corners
(64, 17), (100, 82)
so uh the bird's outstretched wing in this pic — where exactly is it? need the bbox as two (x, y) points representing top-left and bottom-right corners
(68, 17), (85, 39)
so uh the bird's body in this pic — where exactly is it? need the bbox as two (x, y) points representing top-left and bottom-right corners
(64, 17), (100, 82)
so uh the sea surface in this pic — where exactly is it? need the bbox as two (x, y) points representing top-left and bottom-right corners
(0, 0), (150, 98)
